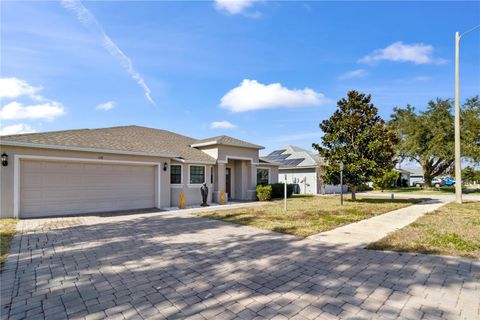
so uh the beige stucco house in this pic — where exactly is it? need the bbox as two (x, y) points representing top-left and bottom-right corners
(0, 125), (278, 219)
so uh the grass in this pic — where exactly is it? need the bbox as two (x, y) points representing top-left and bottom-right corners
(0, 219), (17, 269)
(367, 201), (480, 259)
(195, 195), (422, 237)
(371, 187), (480, 195)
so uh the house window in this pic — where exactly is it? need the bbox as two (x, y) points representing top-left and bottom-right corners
(190, 166), (205, 184)
(257, 168), (269, 185)
(171, 165), (182, 184)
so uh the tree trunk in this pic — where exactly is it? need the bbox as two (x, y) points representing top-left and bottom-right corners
(351, 186), (357, 201)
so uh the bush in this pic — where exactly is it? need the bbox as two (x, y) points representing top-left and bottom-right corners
(372, 170), (399, 191)
(256, 185), (272, 201)
(270, 183), (294, 199)
(357, 184), (373, 192)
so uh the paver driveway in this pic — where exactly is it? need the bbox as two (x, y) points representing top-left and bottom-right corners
(1, 210), (479, 320)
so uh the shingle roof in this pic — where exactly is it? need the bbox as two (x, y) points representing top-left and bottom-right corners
(0, 125), (216, 163)
(191, 135), (264, 150)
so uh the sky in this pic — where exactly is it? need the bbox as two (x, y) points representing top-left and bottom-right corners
(1, 0), (479, 156)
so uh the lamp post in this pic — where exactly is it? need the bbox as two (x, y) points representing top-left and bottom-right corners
(339, 162), (344, 206)
(454, 25), (480, 204)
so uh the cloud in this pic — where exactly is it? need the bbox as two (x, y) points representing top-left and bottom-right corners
(338, 69), (368, 80)
(96, 101), (116, 111)
(214, 0), (260, 15)
(0, 77), (42, 100)
(0, 101), (65, 121)
(0, 124), (36, 136)
(60, 0), (155, 105)
(359, 42), (445, 65)
(210, 121), (237, 129)
(220, 79), (329, 112)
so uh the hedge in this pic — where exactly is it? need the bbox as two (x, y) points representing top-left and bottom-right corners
(270, 183), (294, 199)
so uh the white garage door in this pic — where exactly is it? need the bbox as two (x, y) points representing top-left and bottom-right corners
(20, 160), (156, 218)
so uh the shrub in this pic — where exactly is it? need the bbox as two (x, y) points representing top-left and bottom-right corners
(372, 170), (399, 191)
(256, 185), (272, 201)
(270, 183), (294, 199)
(357, 184), (373, 192)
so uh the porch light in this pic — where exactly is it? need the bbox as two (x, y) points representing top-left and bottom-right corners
(1, 153), (8, 166)
(163, 162), (168, 171)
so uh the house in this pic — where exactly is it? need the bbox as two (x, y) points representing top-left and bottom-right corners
(0, 125), (278, 218)
(262, 145), (346, 195)
(408, 168), (424, 187)
(395, 168), (412, 187)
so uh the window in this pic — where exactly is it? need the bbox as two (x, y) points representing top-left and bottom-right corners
(257, 168), (269, 185)
(189, 166), (205, 184)
(171, 165), (182, 184)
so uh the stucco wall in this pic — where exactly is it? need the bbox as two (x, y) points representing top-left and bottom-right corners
(279, 168), (317, 194)
(169, 162), (214, 207)
(0, 145), (171, 218)
(216, 146), (259, 163)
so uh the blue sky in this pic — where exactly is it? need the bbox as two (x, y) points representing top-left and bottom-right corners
(1, 1), (479, 155)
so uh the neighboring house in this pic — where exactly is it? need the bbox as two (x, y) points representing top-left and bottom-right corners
(262, 145), (346, 195)
(408, 169), (425, 187)
(395, 168), (411, 187)
(0, 125), (278, 219)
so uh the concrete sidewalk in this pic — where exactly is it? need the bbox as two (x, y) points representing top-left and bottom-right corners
(308, 198), (449, 248)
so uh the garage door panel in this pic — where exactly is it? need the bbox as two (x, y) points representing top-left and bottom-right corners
(20, 160), (156, 218)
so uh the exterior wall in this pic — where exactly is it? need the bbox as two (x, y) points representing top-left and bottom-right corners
(216, 146), (259, 163)
(278, 166), (347, 195)
(279, 168), (317, 194)
(169, 162), (214, 207)
(0, 145), (171, 218)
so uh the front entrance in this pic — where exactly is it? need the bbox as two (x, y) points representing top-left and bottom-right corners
(226, 167), (232, 199)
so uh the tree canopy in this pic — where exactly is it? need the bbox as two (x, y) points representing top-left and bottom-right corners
(313, 90), (397, 200)
(390, 96), (479, 186)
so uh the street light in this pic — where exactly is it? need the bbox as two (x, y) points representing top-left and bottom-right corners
(339, 162), (344, 206)
(454, 24), (480, 204)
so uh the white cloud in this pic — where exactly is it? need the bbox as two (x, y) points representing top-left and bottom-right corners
(338, 69), (368, 80)
(61, 0), (155, 105)
(0, 124), (36, 136)
(359, 42), (445, 65)
(210, 121), (237, 129)
(96, 101), (116, 111)
(0, 78), (42, 100)
(0, 101), (65, 121)
(214, 0), (260, 15)
(220, 79), (329, 112)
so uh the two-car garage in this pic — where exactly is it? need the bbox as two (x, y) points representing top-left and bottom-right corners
(18, 159), (158, 218)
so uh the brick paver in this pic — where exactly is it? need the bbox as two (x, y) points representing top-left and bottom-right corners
(1, 209), (479, 320)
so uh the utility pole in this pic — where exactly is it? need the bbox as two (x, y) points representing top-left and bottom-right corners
(454, 31), (462, 204)
(454, 25), (480, 204)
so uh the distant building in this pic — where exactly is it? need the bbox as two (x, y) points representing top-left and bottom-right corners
(262, 145), (347, 195)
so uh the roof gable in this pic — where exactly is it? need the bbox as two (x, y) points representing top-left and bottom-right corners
(191, 135), (264, 150)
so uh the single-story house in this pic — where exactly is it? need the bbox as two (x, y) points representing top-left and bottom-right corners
(395, 168), (412, 187)
(262, 145), (346, 195)
(0, 125), (278, 218)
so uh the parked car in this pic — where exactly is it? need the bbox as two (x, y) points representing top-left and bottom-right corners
(431, 177), (456, 188)
(431, 177), (444, 188)
(411, 179), (425, 188)
(442, 177), (456, 186)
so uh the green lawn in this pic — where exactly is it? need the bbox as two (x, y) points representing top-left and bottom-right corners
(367, 201), (480, 259)
(1, 219), (17, 269)
(195, 195), (422, 237)
(370, 187), (480, 195)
